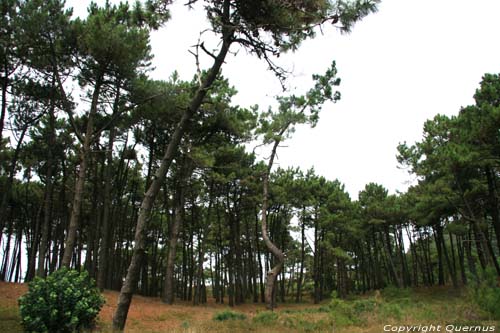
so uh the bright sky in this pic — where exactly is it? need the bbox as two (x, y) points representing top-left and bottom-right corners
(70, 0), (500, 199)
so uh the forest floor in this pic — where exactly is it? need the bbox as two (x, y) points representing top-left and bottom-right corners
(1, 281), (498, 333)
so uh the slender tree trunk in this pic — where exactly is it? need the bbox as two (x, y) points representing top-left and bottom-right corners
(162, 180), (185, 304)
(37, 101), (56, 278)
(457, 178), (496, 270)
(0, 69), (7, 149)
(439, 226), (458, 288)
(384, 227), (402, 288)
(112, 22), (234, 331)
(97, 83), (120, 290)
(313, 212), (320, 303)
(26, 204), (43, 281)
(449, 231), (458, 285)
(8, 230), (21, 282)
(62, 79), (102, 268)
(485, 167), (500, 255)
(0, 125), (28, 243)
(0, 224), (13, 280)
(466, 227), (478, 278)
(296, 208), (306, 302)
(457, 235), (467, 284)
(433, 226), (445, 286)
(261, 138), (285, 310)
(85, 149), (101, 277)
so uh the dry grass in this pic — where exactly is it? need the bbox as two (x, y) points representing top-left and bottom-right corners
(1, 282), (498, 333)
(0, 282), (328, 332)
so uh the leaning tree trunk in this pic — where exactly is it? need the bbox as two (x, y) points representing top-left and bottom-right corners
(261, 137), (286, 310)
(112, 24), (234, 331)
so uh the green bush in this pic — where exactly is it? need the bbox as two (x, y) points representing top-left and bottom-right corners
(379, 302), (403, 320)
(329, 298), (356, 326)
(352, 298), (377, 315)
(212, 310), (247, 321)
(18, 268), (105, 333)
(328, 294), (379, 327)
(469, 268), (500, 320)
(252, 311), (278, 324)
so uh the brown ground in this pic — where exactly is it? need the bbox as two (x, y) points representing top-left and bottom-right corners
(5, 282), (496, 333)
(0, 282), (326, 332)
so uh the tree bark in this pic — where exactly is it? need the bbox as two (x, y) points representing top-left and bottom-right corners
(37, 99), (56, 278)
(97, 83), (121, 290)
(0, 124), (29, 245)
(485, 167), (500, 255)
(261, 138), (285, 310)
(112, 19), (234, 330)
(61, 79), (102, 268)
(295, 207), (306, 302)
(162, 178), (185, 304)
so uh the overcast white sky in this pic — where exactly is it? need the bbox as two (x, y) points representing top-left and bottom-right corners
(71, 0), (500, 199)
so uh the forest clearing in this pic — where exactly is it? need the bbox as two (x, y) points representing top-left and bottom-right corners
(1, 281), (498, 333)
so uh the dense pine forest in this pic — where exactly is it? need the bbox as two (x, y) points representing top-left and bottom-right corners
(0, 0), (500, 332)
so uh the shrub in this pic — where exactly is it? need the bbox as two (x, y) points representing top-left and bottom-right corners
(329, 298), (356, 326)
(379, 302), (403, 320)
(469, 268), (500, 320)
(352, 298), (377, 315)
(253, 311), (278, 324)
(328, 293), (379, 327)
(213, 310), (247, 321)
(18, 268), (105, 333)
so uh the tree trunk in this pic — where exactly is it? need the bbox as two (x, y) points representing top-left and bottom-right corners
(296, 208), (306, 302)
(261, 139), (285, 310)
(0, 69), (7, 149)
(433, 226), (445, 286)
(62, 79), (102, 268)
(0, 125), (28, 245)
(112, 22), (233, 331)
(162, 180), (185, 304)
(97, 83), (121, 290)
(457, 235), (467, 284)
(485, 167), (500, 255)
(439, 225), (458, 288)
(37, 100), (56, 278)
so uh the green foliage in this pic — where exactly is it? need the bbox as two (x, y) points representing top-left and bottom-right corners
(352, 298), (377, 314)
(329, 298), (357, 326)
(469, 268), (500, 320)
(252, 311), (279, 324)
(212, 310), (247, 321)
(379, 302), (403, 320)
(257, 61), (341, 145)
(381, 286), (412, 299)
(18, 268), (105, 333)
(283, 317), (330, 332)
(233, 0), (379, 51)
(329, 293), (404, 327)
(330, 297), (379, 326)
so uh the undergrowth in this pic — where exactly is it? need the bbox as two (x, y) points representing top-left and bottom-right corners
(213, 310), (247, 321)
